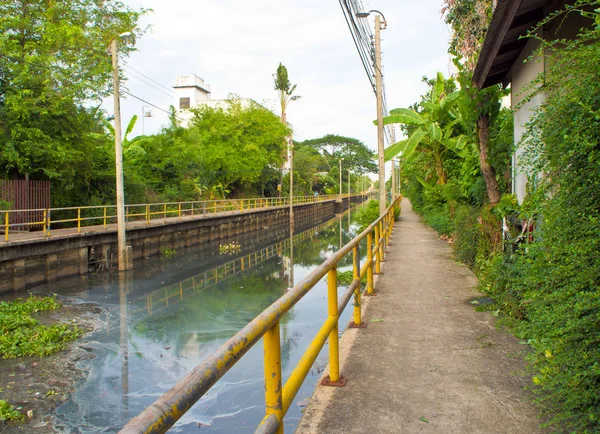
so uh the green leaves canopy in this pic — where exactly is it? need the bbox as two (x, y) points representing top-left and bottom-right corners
(0, 0), (146, 180)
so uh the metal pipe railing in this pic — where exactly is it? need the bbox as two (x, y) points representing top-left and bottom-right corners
(119, 195), (401, 434)
(1, 193), (371, 242)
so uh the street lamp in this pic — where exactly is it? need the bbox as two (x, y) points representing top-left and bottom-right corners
(111, 32), (133, 271)
(357, 10), (387, 216)
(348, 168), (351, 202)
(338, 158), (344, 202)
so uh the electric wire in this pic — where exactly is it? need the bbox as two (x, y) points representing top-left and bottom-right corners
(124, 69), (177, 100)
(338, 0), (393, 145)
(122, 62), (178, 96)
(121, 90), (184, 122)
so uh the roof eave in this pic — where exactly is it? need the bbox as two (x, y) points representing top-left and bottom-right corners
(473, 0), (524, 89)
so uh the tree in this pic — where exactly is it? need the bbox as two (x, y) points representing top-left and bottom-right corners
(0, 0), (144, 195)
(0, 0), (146, 182)
(299, 134), (377, 175)
(186, 100), (290, 196)
(273, 63), (299, 124)
(442, 0), (505, 205)
(382, 73), (468, 185)
(273, 63), (299, 198)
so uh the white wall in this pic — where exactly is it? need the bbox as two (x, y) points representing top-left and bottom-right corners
(510, 38), (544, 204)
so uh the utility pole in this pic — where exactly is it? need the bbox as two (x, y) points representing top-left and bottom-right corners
(339, 158), (343, 202)
(390, 126), (396, 201)
(111, 38), (129, 271)
(356, 10), (387, 213)
(374, 14), (386, 216)
(398, 157), (401, 195)
(348, 168), (351, 202)
(391, 158), (396, 202)
(289, 136), (294, 233)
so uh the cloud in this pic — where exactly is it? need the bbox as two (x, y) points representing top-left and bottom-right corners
(109, 0), (450, 151)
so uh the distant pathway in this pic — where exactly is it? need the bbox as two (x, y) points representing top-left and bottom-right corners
(298, 199), (543, 434)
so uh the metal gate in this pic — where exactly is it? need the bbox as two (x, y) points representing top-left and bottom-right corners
(0, 180), (51, 231)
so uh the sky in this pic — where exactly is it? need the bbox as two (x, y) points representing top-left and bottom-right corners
(109, 0), (451, 156)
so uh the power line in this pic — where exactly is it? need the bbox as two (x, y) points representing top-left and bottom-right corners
(124, 69), (177, 100)
(122, 63), (177, 96)
(121, 90), (184, 122)
(338, 0), (394, 145)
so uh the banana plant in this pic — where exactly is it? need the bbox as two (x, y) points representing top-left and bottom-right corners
(105, 115), (147, 161)
(380, 72), (470, 185)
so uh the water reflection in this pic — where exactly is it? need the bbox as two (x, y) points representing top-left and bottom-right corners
(46, 203), (368, 433)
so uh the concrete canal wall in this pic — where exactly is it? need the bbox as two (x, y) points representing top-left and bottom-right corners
(0, 197), (363, 294)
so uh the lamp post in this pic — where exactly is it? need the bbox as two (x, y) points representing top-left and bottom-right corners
(338, 158), (344, 202)
(357, 10), (387, 216)
(111, 33), (133, 271)
(348, 168), (351, 202)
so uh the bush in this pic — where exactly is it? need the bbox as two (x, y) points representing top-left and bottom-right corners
(480, 11), (600, 431)
(354, 200), (380, 232)
(453, 204), (478, 267)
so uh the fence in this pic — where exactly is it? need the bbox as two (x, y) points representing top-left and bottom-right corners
(2, 193), (365, 242)
(119, 195), (401, 434)
(0, 180), (50, 232)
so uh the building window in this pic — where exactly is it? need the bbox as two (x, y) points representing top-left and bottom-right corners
(180, 97), (190, 109)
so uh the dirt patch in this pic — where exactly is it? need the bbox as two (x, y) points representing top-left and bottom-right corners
(0, 302), (104, 433)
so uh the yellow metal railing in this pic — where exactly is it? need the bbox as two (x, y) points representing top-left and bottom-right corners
(2, 193), (367, 242)
(119, 196), (401, 434)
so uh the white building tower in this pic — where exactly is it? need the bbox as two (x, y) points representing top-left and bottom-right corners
(173, 75), (211, 127)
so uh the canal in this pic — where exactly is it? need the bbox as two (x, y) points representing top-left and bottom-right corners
(30, 203), (368, 433)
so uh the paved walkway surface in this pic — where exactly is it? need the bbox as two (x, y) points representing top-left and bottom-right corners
(297, 199), (543, 434)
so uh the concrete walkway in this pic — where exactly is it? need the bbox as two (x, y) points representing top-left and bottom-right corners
(297, 199), (543, 434)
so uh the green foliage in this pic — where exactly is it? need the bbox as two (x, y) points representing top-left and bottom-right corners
(0, 296), (81, 359)
(383, 73), (468, 186)
(0, 399), (24, 422)
(354, 200), (380, 232)
(480, 4), (600, 431)
(118, 100), (289, 202)
(0, 1), (146, 182)
(442, 0), (495, 71)
(337, 270), (366, 286)
(273, 63), (298, 116)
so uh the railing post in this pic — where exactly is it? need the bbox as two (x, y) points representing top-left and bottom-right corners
(163, 204), (167, 222)
(375, 223), (381, 274)
(47, 210), (51, 236)
(386, 213), (391, 249)
(5, 212), (9, 241)
(77, 208), (81, 233)
(351, 245), (365, 328)
(379, 220), (385, 262)
(367, 231), (374, 295)
(203, 202), (207, 215)
(103, 207), (107, 228)
(321, 267), (346, 386)
(146, 205), (150, 225)
(43, 209), (47, 237)
(262, 321), (283, 434)
(191, 203), (195, 217)
(178, 203), (182, 220)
